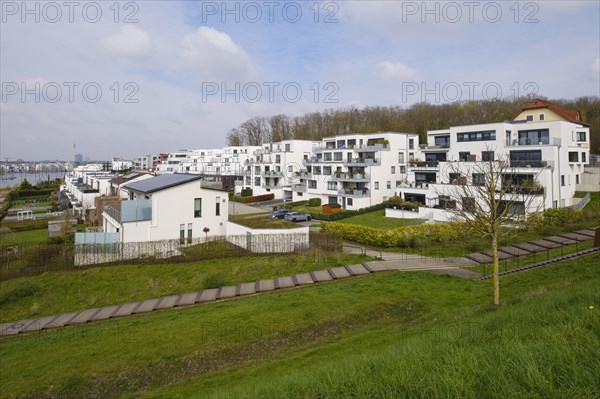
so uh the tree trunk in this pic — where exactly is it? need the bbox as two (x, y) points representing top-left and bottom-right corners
(492, 232), (500, 305)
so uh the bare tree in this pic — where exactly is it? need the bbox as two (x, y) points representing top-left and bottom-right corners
(226, 128), (244, 146)
(240, 117), (270, 145)
(435, 149), (543, 305)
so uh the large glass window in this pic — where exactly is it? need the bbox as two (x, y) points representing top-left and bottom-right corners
(481, 151), (494, 161)
(576, 131), (586, 142)
(518, 129), (549, 145)
(434, 136), (450, 148)
(194, 198), (202, 218)
(510, 150), (542, 161)
(457, 130), (496, 142)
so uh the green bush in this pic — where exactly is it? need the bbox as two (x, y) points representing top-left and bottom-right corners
(240, 188), (253, 197)
(308, 198), (321, 207)
(234, 193), (275, 203)
(203, 273), (227, 289)
(308, 202), (389, 221)
(321, 222), (472, 248)
(526, 207), (586, 230)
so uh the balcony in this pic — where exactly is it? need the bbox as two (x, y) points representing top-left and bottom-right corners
(294, 171), (313, 179)
(337, 188), (370, 198)
(262, 183), (282, 189)
(331, 173), (371, 182)
(408, 161), (439, 170)
(509, 160), (549, 169)
(355, 143), (389, 151)
(261, 170), (283, 178)
(506, 137), (562, 147)
(421, 144), (450, 150)
(104, 199), (152, 223)
(303, 158), (323, 165)
(292, 184), (307, 192)
(343, 158), (380, 166)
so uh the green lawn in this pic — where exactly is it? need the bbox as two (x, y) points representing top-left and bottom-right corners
(0, 228), (48, 245)
(1, 253), (598, 398)
(0, 252), (373, 323)
(336, 209), (426, 228)
(232, 217), (299, 229)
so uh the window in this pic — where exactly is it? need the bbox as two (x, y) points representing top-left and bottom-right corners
(215, 197), (221, 216)
(327, 182), (337, 190)
(308, 180), (317, 189)
(285, 143), (291, 152)
(194, 198), (202, 217)
(472, 173), (485, 186)
(434, 136), (450, 148)
(396, 181), (401, 188)
(481, 151), (494, 161)
(462, 197), (476, 213)
(409, 139), (414, 149)
(561, 175), (565, 186)
(276, 155), (281, 163)
(569, 152), (579, 163)
(526, 115), (533, 121)
(334, 152), (343, 161)
(398, 152), (405, 163)
(456, 130), (496, 142)
(399, 166), (406, 174)
(391, 166), (395, 174)
(518, 129), (549, 145)
(576, 131), (586, 142)
(374, 182), (379, 190)
(254, 177), (260, 186)
(510, 150), (542, 161)
(539, 114), (544, 121)
(180, 224), (185, 244)
(323, 166), (332, 175)
(582, 152), (587, 163)
(288, 165), (293, 172)
(459, 152), (470, 162)
(187, 223), (192, 244)
(324, 153), (332, 161)
(387, 181), (391, 189)
(347, 198), (353, 206)
(576, 175), (580, 184)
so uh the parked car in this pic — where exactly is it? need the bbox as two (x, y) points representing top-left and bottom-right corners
(284, 212), (312, 222)
(271, 209), (291, 219)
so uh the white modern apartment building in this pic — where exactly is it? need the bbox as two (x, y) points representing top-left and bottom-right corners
(103, 173), (228, 243)
(239, 140), (318, 200)
(290, 132), (420, 209)
(403, 113), (590, 214)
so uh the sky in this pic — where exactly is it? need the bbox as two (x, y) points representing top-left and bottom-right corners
(1, 0), (599, 161)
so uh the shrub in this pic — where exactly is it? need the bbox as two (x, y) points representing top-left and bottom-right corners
(203, 273), (227, 289)
(235, 193), (275, 204)
(526, 207), (586, 230)
(321, 222), (472, 248)
(240, 188), (253, 197)
(308, 198), (321, 207)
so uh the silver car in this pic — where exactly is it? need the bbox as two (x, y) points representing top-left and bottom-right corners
(283, 212), (312, 222)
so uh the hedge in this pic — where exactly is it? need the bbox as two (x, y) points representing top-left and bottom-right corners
(235, 193), (275, 203)
(525, 207), (586, 230)
(307, 202), (389, 221)
(321, 222), (472, 248)
(308, 198), (321, 207)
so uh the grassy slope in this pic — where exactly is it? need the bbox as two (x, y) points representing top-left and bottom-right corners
(1, 253), (598, 398)
(0, 253), (372, 323)
(336, 209), (426, 228)
(0, 228), (48, 245)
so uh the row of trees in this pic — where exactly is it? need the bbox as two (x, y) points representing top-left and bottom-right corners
(226, 96), (600, 153)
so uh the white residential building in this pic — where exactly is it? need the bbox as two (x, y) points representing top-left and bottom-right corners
(405, 118), (590, 214)
(239, 140), (318, 200)
(103, 173), (228, 243)
(286, 133), (419, 209)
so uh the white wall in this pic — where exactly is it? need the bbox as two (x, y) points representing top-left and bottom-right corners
(226, 221), (309, 253)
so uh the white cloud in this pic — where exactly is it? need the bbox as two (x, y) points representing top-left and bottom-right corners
(376, 62), (418, 80)
(593, 57), (600, 80)
(101, 25), (153, 59)
(179, 27), (258, 82)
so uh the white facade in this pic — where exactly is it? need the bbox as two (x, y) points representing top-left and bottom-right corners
(276, 133), (419, 210)
(403, 120), (591, 214)
(103, 174), (228, 243)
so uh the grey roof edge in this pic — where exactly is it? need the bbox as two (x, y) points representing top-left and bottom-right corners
(123, 173), (203, 194)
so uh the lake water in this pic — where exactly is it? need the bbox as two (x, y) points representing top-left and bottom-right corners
(1, 172), (66, 188)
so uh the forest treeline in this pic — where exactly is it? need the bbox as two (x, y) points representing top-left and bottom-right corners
(226, 97), (600, 153)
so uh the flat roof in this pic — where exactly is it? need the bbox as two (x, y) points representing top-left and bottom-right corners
(124, 173), (202, 194)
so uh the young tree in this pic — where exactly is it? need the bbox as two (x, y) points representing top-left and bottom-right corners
(436, 150), (543, 305)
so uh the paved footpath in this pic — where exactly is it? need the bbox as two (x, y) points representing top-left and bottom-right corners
(1, 228), (596, 337)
